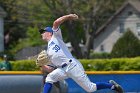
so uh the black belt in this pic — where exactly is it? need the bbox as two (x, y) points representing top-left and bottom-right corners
(61, 59), (72, 68)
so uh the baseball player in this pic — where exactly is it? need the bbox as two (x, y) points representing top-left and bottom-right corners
(37, 14), (123, 93)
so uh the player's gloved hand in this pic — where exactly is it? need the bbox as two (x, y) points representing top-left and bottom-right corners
(36, 50), (51, 67)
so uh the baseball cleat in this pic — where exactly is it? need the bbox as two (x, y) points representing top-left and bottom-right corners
(109, 80), (124, 93)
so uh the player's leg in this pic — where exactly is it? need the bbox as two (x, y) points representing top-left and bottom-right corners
(43, 83), (52, 93)
(109, 80), (124, 93)
(67, 60), (97, 92)
(70, 70), (114, 92)
(41, 73), (60, 93)
(67, 60), (119, 92)
(74, 74), (123, 93)
(43, 68), (68, 93)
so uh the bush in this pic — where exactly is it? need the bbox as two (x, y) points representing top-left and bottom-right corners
(7, 57), (140, 71)
(111, 29), (140, 58)
(80, 57), (140, 71)
(10, 60), (39, 71)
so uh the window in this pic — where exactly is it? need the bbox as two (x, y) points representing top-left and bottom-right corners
(128, 11), (133, 16)
(119, 23), (124, 33)
(100, 45), (104, 52)
(136, 23), (140, 36)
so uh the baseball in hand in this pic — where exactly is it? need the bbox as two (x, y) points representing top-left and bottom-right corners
(72, 14), (78, 19)
(69, 14), (78, 20)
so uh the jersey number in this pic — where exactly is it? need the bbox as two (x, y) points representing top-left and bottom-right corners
(53, 45), (60, 52)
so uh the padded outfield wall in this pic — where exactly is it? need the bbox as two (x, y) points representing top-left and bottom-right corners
(66, 71), (140, 93)
(0, 71), (140, 93)
(0, 71), (68, 93)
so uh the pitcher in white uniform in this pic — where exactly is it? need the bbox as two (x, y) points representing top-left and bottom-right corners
(38, 14), (123, 93)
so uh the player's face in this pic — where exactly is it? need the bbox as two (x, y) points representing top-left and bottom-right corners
(41, 32), (52, 42)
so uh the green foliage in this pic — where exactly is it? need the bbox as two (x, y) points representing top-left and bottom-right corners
(26, 26), (44, 46)
(1, 0), (126, 58)
(10, 60), (39, 71)
(0, 0), (29, 50)
(111, 29), (140, 58)
(10, 26), (45, 54)
(0, 0), (50, 50)
(81, 57), (140, 71)
(7, 57), (140, 71)
(40, 0), (126, 58)
(90, 52), (111, 59)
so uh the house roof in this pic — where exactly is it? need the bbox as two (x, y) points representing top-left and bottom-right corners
(0, 6), (6, 17)
(95, 0), (140, 37)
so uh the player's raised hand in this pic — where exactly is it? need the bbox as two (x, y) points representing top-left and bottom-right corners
(53, 14), (78, 29)
(68, 14), (78, 20)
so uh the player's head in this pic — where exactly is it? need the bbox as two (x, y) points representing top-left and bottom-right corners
(3, 54), (8, 61)
(39, 27), (53, 41)
(39, 27), (53, 34)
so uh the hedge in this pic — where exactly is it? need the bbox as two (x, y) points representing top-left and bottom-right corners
(2, 57), (140, 71)
(81, 57), (140, 71)
(7, 60), (39, 71)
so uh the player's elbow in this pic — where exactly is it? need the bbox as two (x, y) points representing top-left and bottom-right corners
(53, 20), (60, 29)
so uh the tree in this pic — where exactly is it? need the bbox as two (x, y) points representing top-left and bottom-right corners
(111, 29), (140, 58)
(43, 0), (85, 58)
(43, 0), (125, 58)
(11, 26), (45, 54)
(0, 0), (49, 50)
(0, 0), (25, 49)
(0, 0), (126, 58)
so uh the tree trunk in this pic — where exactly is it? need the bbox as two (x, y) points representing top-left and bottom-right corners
(65, 22), (83, 58)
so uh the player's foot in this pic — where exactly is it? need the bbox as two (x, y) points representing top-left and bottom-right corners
(109, 80), (124, 93)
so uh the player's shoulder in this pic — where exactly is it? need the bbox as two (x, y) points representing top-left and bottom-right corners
(52, 27), (60, 32)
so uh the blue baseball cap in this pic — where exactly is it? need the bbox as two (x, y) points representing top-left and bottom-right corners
(39, 26), (53, 34)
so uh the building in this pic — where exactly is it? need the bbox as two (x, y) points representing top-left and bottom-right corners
(0, 6), (6, 52)
(94, 0), (140, 53)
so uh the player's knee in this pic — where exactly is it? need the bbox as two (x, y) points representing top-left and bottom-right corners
(45, 73), (57, 83)
(83, 83), (97, 92)
(85, 88), (96, 93)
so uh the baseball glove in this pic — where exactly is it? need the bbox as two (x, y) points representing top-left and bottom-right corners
(36, 50), (51, 67)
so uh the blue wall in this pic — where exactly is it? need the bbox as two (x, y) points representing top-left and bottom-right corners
(0, 75), (42, 93)
(66, 74), (140, 93)
(0, 72), (139, 93)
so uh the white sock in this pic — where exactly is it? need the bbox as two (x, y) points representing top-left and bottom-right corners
(111, 85), (115, 90)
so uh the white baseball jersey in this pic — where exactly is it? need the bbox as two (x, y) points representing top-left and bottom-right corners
(47, 27), (73, 67)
